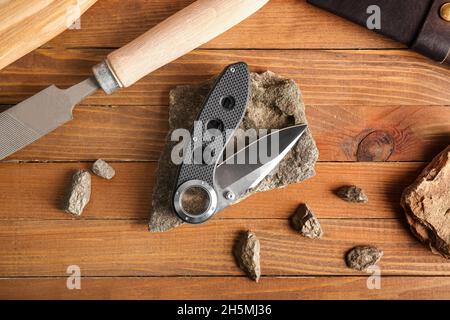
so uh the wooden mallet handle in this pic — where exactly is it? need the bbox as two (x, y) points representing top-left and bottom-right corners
(0, 0), (97, 71)
(101, 0), (269, 90)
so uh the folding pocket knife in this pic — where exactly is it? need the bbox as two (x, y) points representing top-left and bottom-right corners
(173, 62), (308, 224)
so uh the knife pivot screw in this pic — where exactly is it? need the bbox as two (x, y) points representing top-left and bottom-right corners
(224, 191), (235, 201)
(230, 67), (236, 73)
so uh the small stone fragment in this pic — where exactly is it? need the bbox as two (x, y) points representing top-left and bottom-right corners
(64, 170), (91, 216)
(92, 159), (115, 180)
(290, 204), (323, 239)
(336, 185), (368, 203)
(401, 145), (450, 258)
(346, 246), (383, 271)
(233, 231), (261, 282)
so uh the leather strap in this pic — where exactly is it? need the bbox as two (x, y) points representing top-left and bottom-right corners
(412, 0), (450, 63)
(308, 0), (450, 64)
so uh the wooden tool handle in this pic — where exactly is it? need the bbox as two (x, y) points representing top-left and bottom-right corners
(0, 0), (97, 71)
(106, 0), (269, 88)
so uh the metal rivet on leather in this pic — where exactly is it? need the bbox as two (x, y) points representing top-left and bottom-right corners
(441, 3), (450, 21)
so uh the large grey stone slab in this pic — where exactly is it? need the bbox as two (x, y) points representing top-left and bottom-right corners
(149, 70), (319, 232)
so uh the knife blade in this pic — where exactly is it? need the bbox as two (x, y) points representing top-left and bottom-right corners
(0, 0), (270, 160)
(173, 117), (308, 225)
(215, 124), (308, 199)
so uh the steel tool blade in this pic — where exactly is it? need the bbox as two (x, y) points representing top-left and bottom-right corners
(215, 124), (308, 198)
(0, 77), (99, 160)
(0, 0), (269, 160)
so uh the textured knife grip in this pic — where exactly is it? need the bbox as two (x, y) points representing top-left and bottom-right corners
(176, 62), (250, 187)
(173, 62), (250, 224)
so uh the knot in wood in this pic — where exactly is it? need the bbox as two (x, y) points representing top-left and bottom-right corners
(357, 130), (394, 162)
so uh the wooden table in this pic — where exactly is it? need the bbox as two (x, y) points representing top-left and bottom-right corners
(0, 0), (449, 300)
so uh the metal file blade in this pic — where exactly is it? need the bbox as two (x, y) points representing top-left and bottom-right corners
(0, 77), (99, 160)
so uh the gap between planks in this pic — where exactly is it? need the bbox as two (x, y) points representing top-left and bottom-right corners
(0, 104), (448, 162)
(1, 218), (449, 277)
(0, 162), (426, 220)
(43, 0), (403, 50)
(1, 49), (449, 107)
(3, 276), (450, 299)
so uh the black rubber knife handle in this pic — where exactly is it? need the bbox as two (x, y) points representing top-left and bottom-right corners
(173, 62), (251, 224)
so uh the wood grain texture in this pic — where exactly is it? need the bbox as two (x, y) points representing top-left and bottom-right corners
(1, 218), (449, 277)
(0, 105), (448, 162)
(0, 0), (52, 33)
(0, 0), (449, 300)
(107, 0), (269, 87)
(1, 276), (450, 300)
(0, 162), (423, 220)
(0, 0), (97, 70)
(46, 0), (402, 49)
(1, 49), (449, 107)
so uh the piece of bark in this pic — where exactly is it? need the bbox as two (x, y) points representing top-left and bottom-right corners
(149, 71), (319, 232)
(401, 145), (450, 259)
(233, 231), (261, 282)
(64, 170), (91, 216)
(336, 185), (368, 203)
(346, 246), (383, 271)
(92, 159), (116, 180)
(290, 204), (323, 239)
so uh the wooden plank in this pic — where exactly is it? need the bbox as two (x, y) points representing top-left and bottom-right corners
(1, 49), (449, 107)
(0, 105), (170, 162)
(0, 162), (424, 220)
(46, 0), (401, 50)
(1, 276), (449, 300)
(0, 218), (448, 277)
(1, 0), (445, 301)
(1, 105), (448, 162)
(0, 0), (98, 71)
(308, 105), (450, 162)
